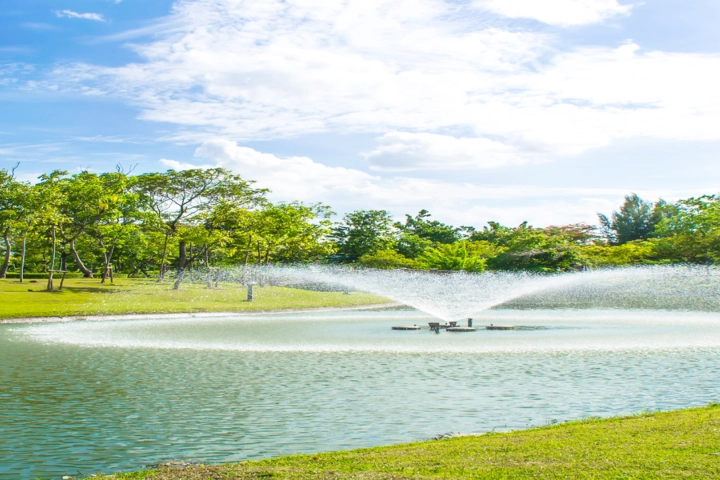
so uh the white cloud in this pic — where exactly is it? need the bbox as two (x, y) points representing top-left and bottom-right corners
(189, 139), (696, 227)
(364, 132), (536, 171)
(474, 0), (634, 26)
(55, 10), (105, 22)
(194, 139), (381, 202)
(21, 22), (58, 31)
(44, 0), (720, 162)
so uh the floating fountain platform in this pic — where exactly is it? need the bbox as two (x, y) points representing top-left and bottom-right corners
(447, 327), (477, 332)
(486, 325), (515, 330)
(391, 325), (421, 330)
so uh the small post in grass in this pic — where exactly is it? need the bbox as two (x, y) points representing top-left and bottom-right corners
(246, 282), (256, 302)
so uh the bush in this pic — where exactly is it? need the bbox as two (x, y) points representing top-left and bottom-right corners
(416, 242), (486, 272)
(358, 250), (415, 269)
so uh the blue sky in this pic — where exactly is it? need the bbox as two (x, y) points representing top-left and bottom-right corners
(1, 0), (720, 227)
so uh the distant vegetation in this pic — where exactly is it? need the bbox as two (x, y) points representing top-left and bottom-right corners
(1, 165), (718, 284)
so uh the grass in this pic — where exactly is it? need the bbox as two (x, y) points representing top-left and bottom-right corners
(98, 405), (720, 479)
(0, 278), (391, 320)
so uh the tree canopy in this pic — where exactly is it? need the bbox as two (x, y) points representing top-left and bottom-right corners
(0, 169), (716, 284)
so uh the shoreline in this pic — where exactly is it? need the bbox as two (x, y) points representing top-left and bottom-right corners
(92, 405), (720, 479)
(0, 302), (406, 325)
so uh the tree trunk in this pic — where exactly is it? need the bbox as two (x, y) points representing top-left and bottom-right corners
(241, 235), (253, 285)
(20, 237), (26, 283)
(101, 245), (114, 284)
(189, 243), (193, 272)
(173, 240), (187, 290)
(205, 247), (212, 289)
(0, 229), (10, 278)
(60, 250), (68, 272)
(158, 232), (170, 282)
(70, 238), (93, 277)
(101, 250), (108, 284)
(47, 226), (57, 290)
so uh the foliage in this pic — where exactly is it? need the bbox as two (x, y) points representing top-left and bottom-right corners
(579, 241), (657, 267)
(473, 222), (596, 272)
(331, 210), (396, 262)
(2, 163), (718, 279)
(394, 233), (433, 259)
(358, 249), (416, 269)
(416, 241), (486, 272)
(598, 193), (665, 244)
(395, 209), (467, 244)
(0, 168), (32, 277)
(651, 195), (720, 264)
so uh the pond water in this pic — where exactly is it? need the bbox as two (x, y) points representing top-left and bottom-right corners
(2, 307), (720, 478)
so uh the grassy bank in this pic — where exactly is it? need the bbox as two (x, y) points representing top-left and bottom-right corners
(100, 405), (720, 479)
(0, 278), (390, 320)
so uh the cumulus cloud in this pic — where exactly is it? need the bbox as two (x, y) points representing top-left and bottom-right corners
(364, 132), (536, 171)
(189, 139), (672, 227)
(474, 0), (634, 26)
(0, 63), (35, 87)
(43, 0), (720, 162)
(55, 10), (105, 22)
(195, 139), (381, 202)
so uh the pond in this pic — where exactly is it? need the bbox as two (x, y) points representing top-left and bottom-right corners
(2, 307), (720, 478)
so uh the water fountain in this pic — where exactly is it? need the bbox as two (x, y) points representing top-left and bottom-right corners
(260, 264), (720, 320)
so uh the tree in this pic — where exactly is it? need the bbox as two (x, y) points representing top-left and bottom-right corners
(598, 194), (664, 244)
(359, 249), (415, 269)
(34, 171), (129, 277)
(416, 241), (486, 272)
(395, 233), (432, 259)
(580, 241), (656, 267)
(395, 209), (464, 244)
(87, 175), (145, 282)
(0, 166), (32, 278)
(135, 168), (267, 288)
(331, 210), (396, 262)
(251, 203), (334, 264)
(651, 195), (720, 264)
(472, 222), (593, 272)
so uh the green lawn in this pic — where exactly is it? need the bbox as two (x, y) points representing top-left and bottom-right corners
(0, 278), (391, 320)
(101, 405), (720, 479)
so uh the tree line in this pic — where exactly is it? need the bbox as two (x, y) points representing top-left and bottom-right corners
(1, 166), (719, 285)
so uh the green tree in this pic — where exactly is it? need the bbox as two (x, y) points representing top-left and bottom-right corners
(395, 233), (433, 259)
(651, 195), (720, 264)
(331, 210), (396, 262)
(358, 249), (416, 269)
(34, 171), (129, 277)
(254, 203), (334, 264)
(598, 194), (664, 244)
(472, 222), (595, 272)
(579, 241), (656, 267)
(395, 209), (464, 244)
(0, 166), (32, 278)
(135, 168), (267, 288)
(416, 241), (486, 272)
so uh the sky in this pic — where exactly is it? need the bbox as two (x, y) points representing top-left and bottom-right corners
(1, 0), (720, 229)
